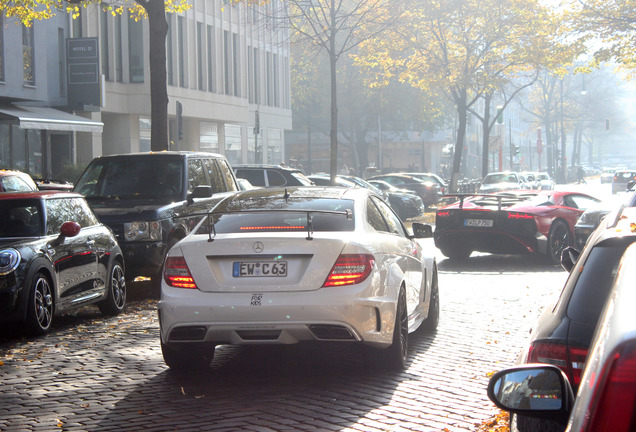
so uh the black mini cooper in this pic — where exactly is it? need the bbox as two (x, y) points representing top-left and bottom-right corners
(0, 191), (126, 335)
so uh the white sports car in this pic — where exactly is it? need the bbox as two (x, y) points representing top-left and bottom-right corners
(158, 186), (439, 371)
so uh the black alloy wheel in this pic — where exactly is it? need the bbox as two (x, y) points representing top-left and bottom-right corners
(547, 220), (572, 264)
(98, 261), (127, 315)
(25, 272), (54, 335)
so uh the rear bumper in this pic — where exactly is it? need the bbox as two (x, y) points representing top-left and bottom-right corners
(158, 282), (398, 348)
(435, 229), (539, 255)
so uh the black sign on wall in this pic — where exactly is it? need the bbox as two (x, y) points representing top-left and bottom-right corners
(67, 38), (100, 111)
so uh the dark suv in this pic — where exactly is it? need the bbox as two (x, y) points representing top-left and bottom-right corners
(233, 164), (314, 187)
(512, 205), (636, 432)
(74, 152), (239, 284)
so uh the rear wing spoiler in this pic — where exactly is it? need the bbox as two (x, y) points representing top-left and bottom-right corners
(440, 192), (537, 211)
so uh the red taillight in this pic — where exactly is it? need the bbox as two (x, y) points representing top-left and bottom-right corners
(164, 256), (198, 289)
(323, 254), (374, 287)
(437, 210), (450, 217)
(583, 341), (636, 431)
(528, 341), (588, 387)
(507, 212), (534, 220)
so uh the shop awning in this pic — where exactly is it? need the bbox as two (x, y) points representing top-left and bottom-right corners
(0, 105), (103, 133)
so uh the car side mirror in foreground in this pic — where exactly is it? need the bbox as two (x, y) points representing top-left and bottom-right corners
(52, 221), (81, 245)
(187, 185), (213, 204)
(560, 246), (580, 272)
(487, 365), (574, 427)
(411, 222), (433, 238)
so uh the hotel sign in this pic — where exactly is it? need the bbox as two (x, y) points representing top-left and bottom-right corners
(67, 38), (100, 111)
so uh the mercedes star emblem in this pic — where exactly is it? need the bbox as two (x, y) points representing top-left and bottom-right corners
(253, 241), (264, 253)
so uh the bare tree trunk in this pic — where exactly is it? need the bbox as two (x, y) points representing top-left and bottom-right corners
(451, 91), (468, 193)
(143, 1), (169, 151)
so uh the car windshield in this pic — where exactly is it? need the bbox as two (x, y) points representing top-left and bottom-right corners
(75, 158), (184, 200)
(0, 199), (42, 237)
(536, 174), (549, 180)
(483, 174), (514, 184)
(196, 198), (355, 234)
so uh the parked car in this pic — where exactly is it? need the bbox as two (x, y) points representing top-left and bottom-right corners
(0, 191), (126, 335)
(236, 178), (259, 191)
(401, 172), (448, 194)
(574, 189), (636, 248)
(478, 172), (525, 193)
(519, 172), (540, 190)
(435, 190), (600, 263)
(536, 172), (555, 190)
(487, 240), (636, 432)
(233, 164), (314, 187)
(306, 174), (357, 188)
(0, 169), (38, 192)
(159, 186), (438, 371)
(600, 167), (616, 184)
(501, 206), (636, 432)
(611, 169), (636, 194)
(367, 179), (426, 220)
(73, 151), (239, 285)
(367, 173), (439, 208)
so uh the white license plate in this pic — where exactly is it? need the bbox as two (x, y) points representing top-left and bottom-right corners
(464, 218), (494, 227)
(233, 261), (288, 277)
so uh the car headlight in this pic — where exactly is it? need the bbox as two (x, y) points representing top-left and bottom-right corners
(0, 249), (20, 275)
(124, 221), (162, 241)
(578, 212), (600, 226)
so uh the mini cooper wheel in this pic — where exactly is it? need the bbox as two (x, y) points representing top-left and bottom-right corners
(547, 220), (572, 264)
(98, 261), (127, 316)
(25, 272), (53, 336)
(161, 341), (215, 370)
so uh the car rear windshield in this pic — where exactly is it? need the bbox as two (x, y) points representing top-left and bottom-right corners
(197, 198), (355, 234)
(74, 158), (184, 201)
(613, 172), (636, 182)
(567, 237), (636, 322)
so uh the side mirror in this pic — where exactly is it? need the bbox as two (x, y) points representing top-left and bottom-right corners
(560, 246), (580, 272)
(53, 221), (81, 245)
(628, 180), (635, 191)
(187, 185), (213, 204)
(487, 365), (574, 426)
(411, 222), (433, 238)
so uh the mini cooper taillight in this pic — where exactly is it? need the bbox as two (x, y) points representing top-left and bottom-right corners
(323, 254), (374, 287)
(164, 256), (198, 289)
(528, 341), (588, 387)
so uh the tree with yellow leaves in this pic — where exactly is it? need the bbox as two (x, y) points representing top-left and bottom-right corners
(357, 0), (579, 191)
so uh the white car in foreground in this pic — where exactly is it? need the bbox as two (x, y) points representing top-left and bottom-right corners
(159, 186), (439, 371)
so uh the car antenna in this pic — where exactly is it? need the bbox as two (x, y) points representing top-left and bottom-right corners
(306, 212), (314, 240)
(284, 188), (290, 202)
(207, 213), (216, 242)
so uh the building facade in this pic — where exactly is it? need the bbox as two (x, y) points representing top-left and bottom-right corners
(0, 1), (292, 180)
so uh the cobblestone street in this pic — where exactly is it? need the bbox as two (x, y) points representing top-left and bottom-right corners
(0, 245), (568, 432)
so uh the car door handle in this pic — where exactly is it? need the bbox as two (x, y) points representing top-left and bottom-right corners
(86, 239), (95, 247)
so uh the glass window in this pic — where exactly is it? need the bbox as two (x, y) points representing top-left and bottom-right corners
(224, 124), (242, 165)
(266, 170), (286, 186)
(372, 196), (406, 236)
(115, 14), (123, 82)
(200, 122), (219, 153)
(268, 128), (282, 164)
(206, 25), (216, 92)
(197, 22), (204, 91)
(0, 125), (9, 169)
(12, 127), (26, 172)
(1, 175), (35, 192)
(27, 129), (42, 177)
(101, 8), (110, 81)
(22, 24), (35, 85)
(188, 158), (208, 190)
(0, 200), (41, 237)
(367, 198), (388, 232)
(233, 33), (239, 96)
(235, 168), (264, 186)
(178, 15), (185, 88)
(128, 14), (144, 83)
(217, 159), (238, 192)
(167, 13), (174, 86)
(139, 118), (151, 152)
(0, 14), (4, 82)
(223, 30), (231, 95)
(45, 198), (96, 234)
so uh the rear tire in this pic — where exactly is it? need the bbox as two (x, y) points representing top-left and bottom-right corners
(25, 272), (54, 336)
(421, 267), (439, 331)
(98, 261), (127, 316)
(373, 288), (409, 371)
(161, 341), (215, 370)
(547, 220), (572, 264)
(441, 247), (471, 260)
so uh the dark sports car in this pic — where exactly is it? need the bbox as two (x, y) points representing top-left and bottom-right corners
(434, 190), (600, 263)
(0, 192), (126, 335)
